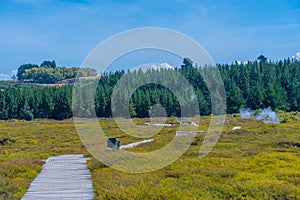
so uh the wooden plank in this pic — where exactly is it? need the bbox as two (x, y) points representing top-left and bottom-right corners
(22, 154), (94, 200)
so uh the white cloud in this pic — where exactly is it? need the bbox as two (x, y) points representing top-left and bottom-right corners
(0, 69), (18, 81)
(150, 63), (175, 71)
(12, 69), (18, 75)
(0, 73), (12, 81)
(296, 52), (300, 62)
(130, 63), (175, 72)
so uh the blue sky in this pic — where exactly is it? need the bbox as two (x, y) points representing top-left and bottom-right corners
(0, 0), (299, 79)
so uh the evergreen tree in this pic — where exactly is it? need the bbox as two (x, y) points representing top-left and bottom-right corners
(40, 60), (56, 68)
(0, 91), (8, 120)
(19, 101), (34, 121)
(1, 57), (299, 120)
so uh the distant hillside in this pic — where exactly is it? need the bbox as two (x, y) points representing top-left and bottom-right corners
(16, 60), (97, 84)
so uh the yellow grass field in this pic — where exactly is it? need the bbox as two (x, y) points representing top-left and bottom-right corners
(0, 116), (299, 199)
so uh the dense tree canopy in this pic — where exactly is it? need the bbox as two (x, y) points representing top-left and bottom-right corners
(17, 63), (39, 81)
(17, 60), (97, 84)
(40, 60), (56, 68)
(1, 57), (299, 120)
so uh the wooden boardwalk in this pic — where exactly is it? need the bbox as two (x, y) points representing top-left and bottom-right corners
(22, 154), (94, 200)
(120, 139), (155, 149)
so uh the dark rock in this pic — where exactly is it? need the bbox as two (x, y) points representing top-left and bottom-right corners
(278, 142), (300, 148)
(292, 142), (300, 148)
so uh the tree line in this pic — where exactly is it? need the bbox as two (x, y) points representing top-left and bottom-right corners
(16, 60), (97, 84)
(0, 57), (299, 120)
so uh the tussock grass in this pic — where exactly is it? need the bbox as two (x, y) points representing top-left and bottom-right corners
(0, 116), (299, 199)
